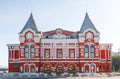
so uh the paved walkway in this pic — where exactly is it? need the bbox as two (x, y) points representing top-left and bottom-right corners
(0, 73), (120, 79)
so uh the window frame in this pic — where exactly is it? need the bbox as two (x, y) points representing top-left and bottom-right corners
(86, 32), (93, 39)
(69, 49), (75, 58)
(90, 45), (95, 58)
(84, 45), (89, 58)
(25, 45), (29, 58)
(26, 32), (33, 39)
(57, 49), (62, 58)
(30, 45), (35, 58)
(44, 49), (50, 58)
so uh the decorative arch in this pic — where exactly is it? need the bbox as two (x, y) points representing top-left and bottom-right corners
(83, 28), (98, 35)
(67, 63), (76, 74)
(43, 64), (52, 74)
(55, 63), (65, 74)
(90, 63), (96, 73)
(43, 63), (52, 67)
(24, 63), (29, 72)
(55, 63), (65, 67)
(30, 63), (36, 72)
(67, 63), (77, 67)
(84, 63), (90, 73)
(22, 28), (35, 35)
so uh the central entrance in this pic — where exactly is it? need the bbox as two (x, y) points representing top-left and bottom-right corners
(85, 65), (89, 73)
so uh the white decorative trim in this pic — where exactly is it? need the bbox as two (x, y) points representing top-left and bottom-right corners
(19, 29), (36, 35)
(83, 28), (100, 35)
(34, 37), (40, 42)
(19, 37), (25, 43)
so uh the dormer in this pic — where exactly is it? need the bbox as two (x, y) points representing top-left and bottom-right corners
(78, 13), (100, 42)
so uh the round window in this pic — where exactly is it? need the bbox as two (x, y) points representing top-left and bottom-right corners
(26, 32), (33, 39)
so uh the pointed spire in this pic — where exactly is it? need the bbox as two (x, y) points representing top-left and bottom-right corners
(20, 13), (39, 33)
(79, 13), (99, 33)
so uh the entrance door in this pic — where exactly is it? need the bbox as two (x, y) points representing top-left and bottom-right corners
(31, 65), (36, 72)
(85, 65), (89, 73)
(25, 65), (29, 72)
(90, 64), (95, 73)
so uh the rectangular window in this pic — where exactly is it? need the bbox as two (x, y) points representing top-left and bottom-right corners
(45, 49), (50, 58)
(14, 63), (20, 68)
(69, 49), (75, 58)
(57, 49), (62, 58)
(15, 50), (19, 59)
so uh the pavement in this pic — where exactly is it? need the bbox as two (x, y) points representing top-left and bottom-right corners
(0, 73), (120, 79)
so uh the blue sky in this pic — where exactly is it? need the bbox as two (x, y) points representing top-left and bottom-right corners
(0, 0), (120, 67)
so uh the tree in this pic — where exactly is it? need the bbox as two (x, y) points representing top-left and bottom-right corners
(112, 55), (120, 72)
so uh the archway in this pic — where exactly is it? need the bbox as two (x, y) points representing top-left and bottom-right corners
(44, 64), (51, 74)
(56, 64), (64, 74)
(90, 64), (95, 73)
(68, 64), (75, 74)
(85, 65), (89, 73)
(25, 65), (29, 72)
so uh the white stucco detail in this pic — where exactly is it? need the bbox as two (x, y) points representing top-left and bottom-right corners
(40, 39), (78, 59)
(34, 37), (40, 43)
(94, 37), (100, 42)
(19, 37), (25, 43)
(79, 37), (85, 42)
(41, 39), (77, 43)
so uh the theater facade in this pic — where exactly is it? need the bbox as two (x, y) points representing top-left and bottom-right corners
(7, 13), (112, 75)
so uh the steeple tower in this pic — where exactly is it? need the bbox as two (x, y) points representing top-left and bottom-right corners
(20, 13), (39, 33)
(79, 13), (99, 33)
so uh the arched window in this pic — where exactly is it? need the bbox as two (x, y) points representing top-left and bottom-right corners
(68, 64), (75, 73)
(25, 65), (29, 72)
(85, 65), (89, 73)
(26, 32), (33, 39)
(31, 45), (34, 58)
(56, 65), (63, 74)
(86, 32), (93, 39)
(90, 45), (94, 58)
(25, 45), (29, 58)
(90, 64), (95, 72)
(84, 45), (89, 58)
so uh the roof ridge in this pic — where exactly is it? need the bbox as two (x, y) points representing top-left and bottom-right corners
(20, 13), (39, 33)
(79, 13), (99, 33)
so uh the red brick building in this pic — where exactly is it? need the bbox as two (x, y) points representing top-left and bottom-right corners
(7, 13), (112, 75)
